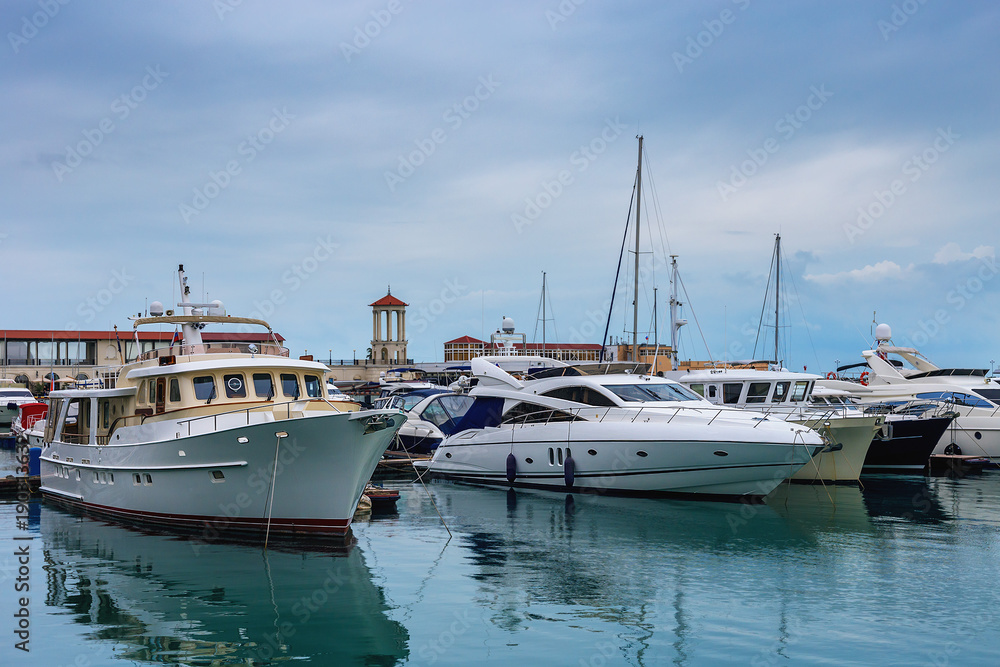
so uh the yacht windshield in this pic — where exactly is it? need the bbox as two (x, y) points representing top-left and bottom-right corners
(604, 383), (702, 403)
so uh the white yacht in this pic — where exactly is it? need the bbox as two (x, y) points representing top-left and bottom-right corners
(678, 368), (882, 484)
(39, 265), (405, 539)
(1, 380), (37, 426)
(820, 324), (1000, 464)
(417, 358), (825, 499)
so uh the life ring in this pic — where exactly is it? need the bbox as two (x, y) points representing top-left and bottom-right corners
(826, 372), (836, 380)
(859, 371), (869, 386)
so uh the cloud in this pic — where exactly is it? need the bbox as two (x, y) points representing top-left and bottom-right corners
(931, 242), (995, 264)
(804, 260), (912, 285)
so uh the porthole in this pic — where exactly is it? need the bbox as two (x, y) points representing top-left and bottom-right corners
(445, 452), (452, 458)
(211, 470), (225, 483)
(144, 473), (153, 485)
(636, 451), (648, 458)
(134, 473), (142, 485)
(713, 450), (729, 457)
(525, 457), (533, 464)
(975, 432), (982, 440)
(588, 449), (597, 456)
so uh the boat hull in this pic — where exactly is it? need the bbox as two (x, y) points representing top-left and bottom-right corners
(931, 415), (1000, 464)
(40, 409), (403, 539)
(863, 416), (953, 472)
(789, 416), (881, 484)
(425, 420), (822, 499)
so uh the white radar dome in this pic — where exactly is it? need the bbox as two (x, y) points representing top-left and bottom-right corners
(501, 316), (515, 334)
(875, 323), (892, 341)
(209, 300), (225, 316)
(149, 301), (164, 316)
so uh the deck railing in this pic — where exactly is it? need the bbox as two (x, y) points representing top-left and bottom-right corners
(138, 342), (289, 362)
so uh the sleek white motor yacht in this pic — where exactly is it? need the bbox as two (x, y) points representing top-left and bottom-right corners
(820, 324), (1000, 464)
(39, 265), (405, 539)
(678, 368), (882, 484)
(417, 358), (825, 499)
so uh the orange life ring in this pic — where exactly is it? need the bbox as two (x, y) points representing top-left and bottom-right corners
(859, 371), (869, 386)
(826, 372), (836, 380)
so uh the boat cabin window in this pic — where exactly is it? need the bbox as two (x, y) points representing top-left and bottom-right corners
(917, 391), (993, 408)
(503, 401), (579, 423)
(62, 398), (90, 444)
(722, 383), (742, 405)
(688, 383), (705, 397)
(772, 382), (790, 403)
(194, 376), (217, 402)
(790, 381), (810, 402)
(224, 374), (247, 399)
(253, 373), (274, 399)
(540, 386), (616, 407)
(281, 374), (300, 398)
(605, 383), (702, 403)
(169, 378), (181, 402)
(304, 375), (322, 398)
(707, 385), (717, 399)
(973, 388), (1000, 403)
(419, 394), (475, 428)
(746, 382), (771, 403)
(148, 380), (156, 404)
(137, 381), (147, 405)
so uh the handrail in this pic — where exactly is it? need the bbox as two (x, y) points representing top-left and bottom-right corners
(137, 342), (289, 362)
(499, 404), (733, 428)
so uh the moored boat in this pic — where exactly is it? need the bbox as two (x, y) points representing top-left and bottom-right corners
(39, 265), (405, 540)
(417, 358), (825, 499)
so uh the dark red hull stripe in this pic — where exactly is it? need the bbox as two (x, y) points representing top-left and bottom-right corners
(42, 492), (351, 535)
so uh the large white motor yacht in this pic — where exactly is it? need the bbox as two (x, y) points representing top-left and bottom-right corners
(39, 265), (405, 539)
(417, 358), (825, 499)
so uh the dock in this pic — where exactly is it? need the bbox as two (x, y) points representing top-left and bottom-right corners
(0, 475), (40, 498)
(928, 454), (991, 476)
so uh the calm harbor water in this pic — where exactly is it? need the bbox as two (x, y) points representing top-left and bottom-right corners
(2, 449), (999, 666)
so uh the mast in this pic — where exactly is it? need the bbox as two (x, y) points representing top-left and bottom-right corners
(773, 234), (781, 368)
(633, 135), (643, 363)
(669, 255), (686, 369)
(177, 264), (204, 349)
(541, 271), (546, 355)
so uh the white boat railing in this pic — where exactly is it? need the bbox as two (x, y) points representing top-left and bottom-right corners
(500, 404), (749, 429)
(138, 342), (289, 362)
(174, 397), (343, 436)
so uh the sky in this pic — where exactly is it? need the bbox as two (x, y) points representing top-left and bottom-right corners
(2, 1), (998, 372)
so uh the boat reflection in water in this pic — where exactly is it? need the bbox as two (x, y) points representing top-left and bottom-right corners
(40, 505), (408, 665)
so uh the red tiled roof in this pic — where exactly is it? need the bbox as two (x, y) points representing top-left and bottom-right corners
(445, 336), (486, 344)
(369, 294), (407, 307)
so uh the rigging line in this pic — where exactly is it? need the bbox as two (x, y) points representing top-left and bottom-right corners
(780, 243), (822, 370)
(676, 271), (715, 363)
(599, 171), (638, 361)
(753, 241), (779, 360)
(641, 145), (673, 259)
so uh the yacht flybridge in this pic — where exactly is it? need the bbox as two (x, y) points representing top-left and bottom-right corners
(39, 265), (405, 540)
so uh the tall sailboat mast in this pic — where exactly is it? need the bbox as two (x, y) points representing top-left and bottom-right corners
(633, 135), (643, 363)
(773, 234), (781, 368)
(541, 271), (546, 355)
